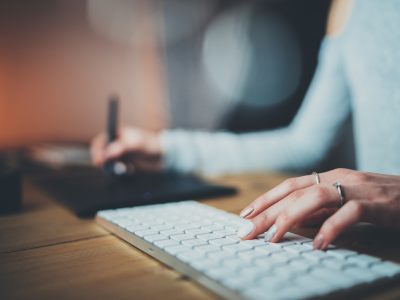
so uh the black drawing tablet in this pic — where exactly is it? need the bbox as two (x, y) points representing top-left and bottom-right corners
(34, 166), (237, 217)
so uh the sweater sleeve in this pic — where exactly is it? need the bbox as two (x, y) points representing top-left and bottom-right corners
(160, 37), (351, 175)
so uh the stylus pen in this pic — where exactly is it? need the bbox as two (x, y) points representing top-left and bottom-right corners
(103, 96), (127, 176)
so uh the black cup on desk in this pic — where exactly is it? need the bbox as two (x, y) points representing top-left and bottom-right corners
(0, 158), (22, 214)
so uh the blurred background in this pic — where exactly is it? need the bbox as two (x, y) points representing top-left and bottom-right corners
(1, 0), (353, 169)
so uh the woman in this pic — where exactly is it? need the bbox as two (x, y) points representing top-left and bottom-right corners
(91, 0), (400, 249)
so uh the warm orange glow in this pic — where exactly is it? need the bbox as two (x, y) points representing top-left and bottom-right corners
(0, 1), (168, 149)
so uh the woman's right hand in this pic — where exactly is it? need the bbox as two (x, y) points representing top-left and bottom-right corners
(90, 127), (163, 174)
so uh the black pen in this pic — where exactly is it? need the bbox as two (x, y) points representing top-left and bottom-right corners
(103, 95), (127, 175)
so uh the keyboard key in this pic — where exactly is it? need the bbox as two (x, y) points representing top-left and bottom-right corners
(177, 251), (206, 263)
(195, 244), (222, 253)
(222, 258), (253, 270)
(213, 229), (236, 237)
(201, 224), (224, 232)
(143, 234), (169, 243)
(207, 251), (236, 261)
(135, 229), (158, 238)
(370, 261), (400, 277)
(254, 245), (283, 256)
(302, 250), (333, 261)
(283, 243), (312, 254)
(125, 224), (149, 233)
(239, 239), (267, 248)
(210, 238), (237, 247)
(238, 249), (269, 261)
(321, 257), (354, 270)
(153, 239), (180, 249)
(181, 239), (208, 248)
(185, 228), (212, 235)
(190, 259), (221, 271)
(149, 224), (173, 231)
(346, 254), (381, 267)
(170, 233), (195, 241)
(160, 229), (185, 236)
(165, 245), (191, 255)
(327, 248), (358, 259)
(343, 266), (383, 283)
(223, 243), (251, 253)
(205, 266), (237, 281)
(197, 233), (224, 241)
(309, 267), (357, 289)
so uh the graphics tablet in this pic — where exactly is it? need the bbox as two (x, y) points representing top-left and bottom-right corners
(34, 166), (237, 217)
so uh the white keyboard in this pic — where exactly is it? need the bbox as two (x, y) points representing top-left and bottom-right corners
(96, 201), (400, 300)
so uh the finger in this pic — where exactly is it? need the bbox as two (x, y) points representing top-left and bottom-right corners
(268, 184), (339, 243)
(105, 141), (129, 161)
(314, 200), (400, 249)
(238, 193), (295, 240)
(313, 200), (367, 249)
(239, 174), (318, 219)
(90, 133), (107, 166)
(238, 184), (336, 240)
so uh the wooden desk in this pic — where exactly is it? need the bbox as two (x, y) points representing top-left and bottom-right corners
(1, 173), (399, 300)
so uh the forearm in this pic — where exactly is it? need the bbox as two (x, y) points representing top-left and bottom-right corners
(160, 127), (324, 175)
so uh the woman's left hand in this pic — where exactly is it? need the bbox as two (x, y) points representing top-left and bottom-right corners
(237, 168), (400, 250)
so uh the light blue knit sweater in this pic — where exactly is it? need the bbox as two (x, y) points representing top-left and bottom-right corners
(161, 0), (400, 175)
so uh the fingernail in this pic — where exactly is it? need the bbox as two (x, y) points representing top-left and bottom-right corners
(265, 224), (278, 242)
(240, 207), (254, 218)
(313, 234), (324, 250)
(237, 221), (255, 238)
